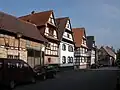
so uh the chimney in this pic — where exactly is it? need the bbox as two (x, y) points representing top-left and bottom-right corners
(31, 11), (35, 14)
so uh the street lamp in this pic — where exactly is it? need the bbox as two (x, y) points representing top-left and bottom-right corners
(16, 32), (22, 60)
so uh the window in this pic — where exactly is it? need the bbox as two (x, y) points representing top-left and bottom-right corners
(68, 45), (73, 52)
(71, 57), (73, 63)
(62, 44), (66, 51)
(45, 27), (49, 36)
(46, 43), (50, 48)
(16, 63), (23, 68)
(67, 33), (70, 38)
(83, 48), (85, 53)
(81, 57), (84, 62)
(7, 62), (16, 69)
(49, 29), (54, 36)
(68, 57), (73, 64)
(62, 56), (66, 64)
(85, 57), (87, 62)
(14, 55), (18, 59)
(7, 55), (13, 59)
(68, 56), (71, 63)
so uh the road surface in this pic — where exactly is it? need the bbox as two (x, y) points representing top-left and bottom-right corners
(1, 67), (119, 90)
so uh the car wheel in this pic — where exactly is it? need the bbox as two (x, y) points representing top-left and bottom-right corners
(31, 77), (36, 83)
(9, 80), (15, 89)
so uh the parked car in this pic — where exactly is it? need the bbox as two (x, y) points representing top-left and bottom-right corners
(90, 64), (99, 69)
(33, 65), (56, 80)
(33, 65), (46, 80)
(44, 64), (57, 78)
(47, 64), (60, 72)
(0, 58), (36, 89)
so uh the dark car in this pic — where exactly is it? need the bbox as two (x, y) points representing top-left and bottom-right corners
(33, 65), (46, 80)
(33, 65), (56, 80)
(90, 64), (99, 69)
(47, 64), (60, 72)
(0, 58), (36, 89)
(44, 65), (57, 78)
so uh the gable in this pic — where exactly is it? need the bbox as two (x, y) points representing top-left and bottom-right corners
(48, 13), (55, 26)
(65, 20), (71, 30)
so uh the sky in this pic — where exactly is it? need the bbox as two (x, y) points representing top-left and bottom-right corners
(0, 0), (120, 50)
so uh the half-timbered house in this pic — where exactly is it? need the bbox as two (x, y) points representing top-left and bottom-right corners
(56, 17), (74, 68)
(72, 28), (89, 69)
(0, 11), (47, 67)
(19, 10), (59, 65)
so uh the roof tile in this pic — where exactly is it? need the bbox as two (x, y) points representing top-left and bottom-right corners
(0, 11), (48, 43)
(19, 10), (53, 26)
(72, 28), (86, 47)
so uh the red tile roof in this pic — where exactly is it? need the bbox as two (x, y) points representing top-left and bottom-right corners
(0, 11), (48, 43)
(56, 17), (69, 40)
(72, 28), (87, 47)
(19, 10), (53, 26)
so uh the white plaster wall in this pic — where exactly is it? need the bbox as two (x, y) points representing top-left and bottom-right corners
(91, 50), (95, 65)
(59, 41), (74, 67)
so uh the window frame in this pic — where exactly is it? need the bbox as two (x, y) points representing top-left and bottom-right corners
(62, 56), (66, 64)
(62, 44), (66, 51)
(68, 45), (73, 52)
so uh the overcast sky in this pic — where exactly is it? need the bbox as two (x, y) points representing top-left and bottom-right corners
(0, 0), (120, 49)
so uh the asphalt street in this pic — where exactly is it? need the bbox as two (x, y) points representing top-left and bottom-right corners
(1, 67), (119, 90)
